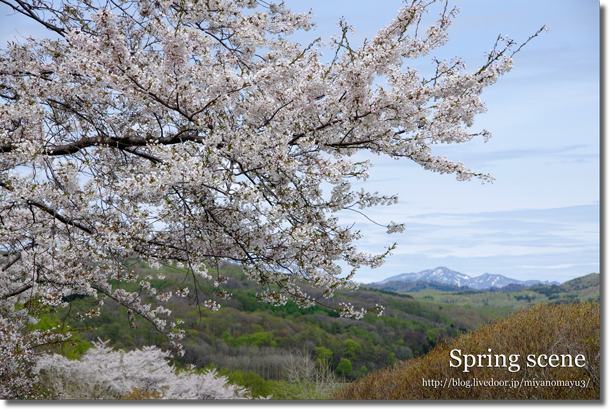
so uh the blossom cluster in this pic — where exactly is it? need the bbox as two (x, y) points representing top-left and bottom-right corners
(0, 313), (71, 399)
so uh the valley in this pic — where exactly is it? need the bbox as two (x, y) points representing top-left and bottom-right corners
(32, 262), (599, 398)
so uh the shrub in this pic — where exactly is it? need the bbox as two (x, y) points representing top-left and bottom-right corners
(333, 302), (599, 400)
(269, 350), (343, 399)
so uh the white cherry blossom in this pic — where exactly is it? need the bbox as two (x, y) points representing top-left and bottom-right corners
(0, 0), (546, 361)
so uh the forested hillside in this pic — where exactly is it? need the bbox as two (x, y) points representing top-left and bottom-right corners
(32, 263), (497, 382)
(31, 262), (597, 398)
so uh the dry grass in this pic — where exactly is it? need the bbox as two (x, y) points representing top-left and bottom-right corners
(333, 302), (599, 400)
(121, 388), (164, 400)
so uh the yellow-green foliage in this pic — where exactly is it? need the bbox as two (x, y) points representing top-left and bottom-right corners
(29, 315), (91, 360)
(334, 302), (599, 400)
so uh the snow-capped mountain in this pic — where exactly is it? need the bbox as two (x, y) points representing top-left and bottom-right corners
(377, 267), (560, 290)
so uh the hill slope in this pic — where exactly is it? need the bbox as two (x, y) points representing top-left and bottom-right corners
(36, 261), (507, 385)
(333, 302), (600, 400)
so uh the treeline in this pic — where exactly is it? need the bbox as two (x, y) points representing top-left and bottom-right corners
(31, 261), (499, 387)
(367, 280), (476, 293)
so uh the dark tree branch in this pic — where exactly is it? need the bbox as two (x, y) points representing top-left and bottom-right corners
(0, 0), (66, 37)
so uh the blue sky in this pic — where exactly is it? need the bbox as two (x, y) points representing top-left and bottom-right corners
(280, 0), (600, 283)
(0, 1), (600, 284)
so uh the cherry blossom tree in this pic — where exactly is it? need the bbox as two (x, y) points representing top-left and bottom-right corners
(34, 340), (252, 399)
(0, 0), (546, 361)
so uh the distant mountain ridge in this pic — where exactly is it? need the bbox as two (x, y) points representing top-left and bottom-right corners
(374, 267), (561, 291)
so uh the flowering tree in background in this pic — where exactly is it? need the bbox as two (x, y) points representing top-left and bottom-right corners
(0, 0), (545, 370)
(34, 340), (251, 399)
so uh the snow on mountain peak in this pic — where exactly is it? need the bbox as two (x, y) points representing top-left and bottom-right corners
(378, 267), (560, 290)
